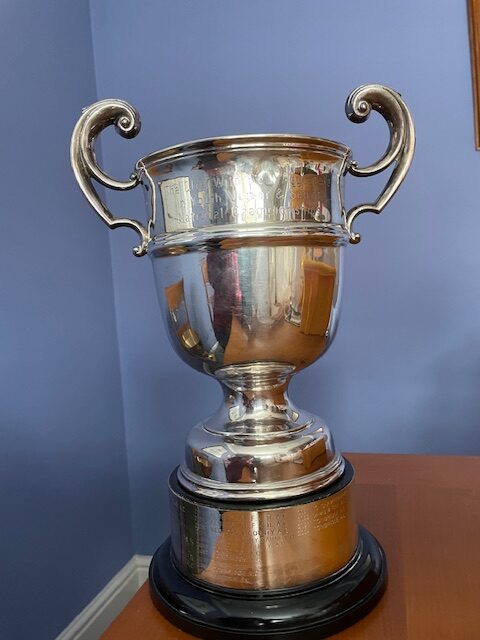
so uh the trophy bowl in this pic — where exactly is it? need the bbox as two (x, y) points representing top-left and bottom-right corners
(71, 84), (414, 639)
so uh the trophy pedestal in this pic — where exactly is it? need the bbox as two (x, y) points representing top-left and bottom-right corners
(149, 461), (387, 639)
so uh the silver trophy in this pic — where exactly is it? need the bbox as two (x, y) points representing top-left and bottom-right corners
(71, 84), (414, 639)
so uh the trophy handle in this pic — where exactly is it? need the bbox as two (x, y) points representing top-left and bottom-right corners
(70, 99), (150, 257)
(345, 84), (415, 244)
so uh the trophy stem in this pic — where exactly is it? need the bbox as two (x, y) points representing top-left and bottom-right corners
(213, 362), (302, 435)
(178, 362), (344, 501)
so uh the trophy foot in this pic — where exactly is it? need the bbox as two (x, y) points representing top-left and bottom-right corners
(149, 526), (386, 639)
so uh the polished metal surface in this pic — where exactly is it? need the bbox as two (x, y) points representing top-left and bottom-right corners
(144, 143), (349, 251)
(169, 471), (358, 590)
(70, 99), (150, 256)
(155, 244), (344, 499)
(70, 84), (415, 502)
(70, 84), (415, 255)
(345, 85), (416, 243)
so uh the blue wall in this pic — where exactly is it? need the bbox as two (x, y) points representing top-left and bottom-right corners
(90, 0), (480, 554)
(0, 2), (133, 638)
(3, 2), (480, 634)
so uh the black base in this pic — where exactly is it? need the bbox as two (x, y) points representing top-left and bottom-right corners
(149, 526), (387, 639)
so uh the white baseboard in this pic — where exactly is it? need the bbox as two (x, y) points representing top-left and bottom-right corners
(55, 554), (152, 640)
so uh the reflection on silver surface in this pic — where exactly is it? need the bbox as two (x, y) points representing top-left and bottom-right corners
(70, 84), (415, 502)
(71, 85), (415, 594)
(156, 243), (341, 372)
(145, 145), (345, 243)
(153, 241), (344, 499)
(70, 85), (415, 255)
(170, 471), (358, 590)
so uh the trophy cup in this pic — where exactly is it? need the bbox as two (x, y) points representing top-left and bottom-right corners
(71, 84), (414, 639)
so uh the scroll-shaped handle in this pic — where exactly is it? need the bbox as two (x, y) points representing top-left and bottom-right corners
(345, 84), (415, 244)
(70, 99), (149, 256)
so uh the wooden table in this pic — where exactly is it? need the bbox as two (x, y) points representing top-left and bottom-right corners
(102, 454), (480, 640)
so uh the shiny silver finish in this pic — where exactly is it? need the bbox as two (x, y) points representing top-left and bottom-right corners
(169, 472), (358, 590)
(70, 85), (415, 255)
(154, 242), (344, 499)
(70, 84), (415, 502)
(139, 133), (349, 248)
(180, 364), (346, 501)
(70, 99), (150, 256)
(345, 85), (416, 243)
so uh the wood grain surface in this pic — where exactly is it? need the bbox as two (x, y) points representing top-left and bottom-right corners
(102, 453), (480, 640)
(469, 0), (480, 149)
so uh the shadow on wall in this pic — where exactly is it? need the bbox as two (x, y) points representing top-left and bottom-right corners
(411, 335), (480, 454)
(125, 359), (218, 550)
(290, 334), (480, 457)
